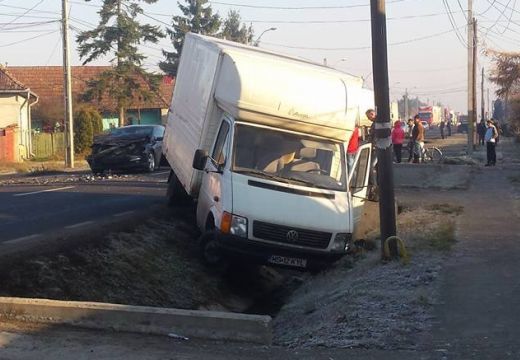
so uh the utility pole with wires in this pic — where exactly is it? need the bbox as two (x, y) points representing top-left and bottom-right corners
(370, 0), (397, 259)
(472, 19), (478, 147)
(467, 0), (477, 155)
(61, 0), (74, 168)
(481, 67), (485, 122)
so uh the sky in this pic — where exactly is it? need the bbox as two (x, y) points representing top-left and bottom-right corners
(1, 0), (519, 114)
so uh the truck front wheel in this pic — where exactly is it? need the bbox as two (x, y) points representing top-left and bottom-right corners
(199, 231), (227, 270)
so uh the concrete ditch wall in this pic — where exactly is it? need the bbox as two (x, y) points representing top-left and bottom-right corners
(0, 297), (272, 345)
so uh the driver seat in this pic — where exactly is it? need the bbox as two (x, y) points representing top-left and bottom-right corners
(285, 147), (320, 172)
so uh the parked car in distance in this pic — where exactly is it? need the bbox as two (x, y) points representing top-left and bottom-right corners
(87, 125), (165, 173)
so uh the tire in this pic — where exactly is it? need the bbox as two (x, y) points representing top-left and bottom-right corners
(426, 147), (443, 163)
(199, 231), (228, 270)
(166, 170), (190, 206)
(146, 152), (155, 172)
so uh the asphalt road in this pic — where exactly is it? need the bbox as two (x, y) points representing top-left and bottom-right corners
(0, 169), (170, 245)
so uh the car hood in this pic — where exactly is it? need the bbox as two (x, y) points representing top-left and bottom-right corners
(231, 172), (351, 234)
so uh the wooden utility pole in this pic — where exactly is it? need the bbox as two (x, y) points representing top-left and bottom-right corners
(472, 19), (478, 146)
(481, 67), (485, 122)
(404, 88), (409, 120)
(62, 0), (74, 168)
(370, 0), (397, 259)
(467, 0), (473, 155)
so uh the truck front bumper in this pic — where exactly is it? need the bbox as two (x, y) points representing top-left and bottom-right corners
(216, 233), (344, 270)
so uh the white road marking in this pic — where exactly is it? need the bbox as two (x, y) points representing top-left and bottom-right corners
(65, 221), (94, 229)
(13, 186), (75, 197)
(4, 234), (41, 245)
(149, 171), (170, 177)
(114, 211), (135, 217)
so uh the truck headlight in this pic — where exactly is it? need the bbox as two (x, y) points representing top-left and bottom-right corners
(221, 212), (248, 238)
(230, 215), (248, 238)
(331, 233), (352, 253)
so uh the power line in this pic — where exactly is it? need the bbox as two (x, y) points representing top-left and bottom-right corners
(0, 29), (58, 47)
(484, 0), (514, 35)
(0, 0), (45, 30)
(442, 0), (468, 47)
(456, 0), (468, 21)
(239, 11), (465, 24)
(208, 0), (408, 10)
(262, 26), (464, 51)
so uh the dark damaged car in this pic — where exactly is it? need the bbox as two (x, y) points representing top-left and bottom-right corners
(87, 125), (165, 173)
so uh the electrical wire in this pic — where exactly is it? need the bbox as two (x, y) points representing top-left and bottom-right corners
(262, 26), (465, 51)
(443, 0), (468, 47)
(0, 0), (45, 30)
(0, 29), (58, 48)
(456, 0), (468, 21)
(208, 0), (408, 10)
(484, 0), (513, 35)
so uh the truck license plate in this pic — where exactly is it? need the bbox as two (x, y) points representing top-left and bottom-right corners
(268, 255), (307, 268)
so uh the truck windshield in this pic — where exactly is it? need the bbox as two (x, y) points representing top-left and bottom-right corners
(233, 124), (346, 191)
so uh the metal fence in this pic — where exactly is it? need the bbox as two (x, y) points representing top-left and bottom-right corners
(32, 132), (65, 159)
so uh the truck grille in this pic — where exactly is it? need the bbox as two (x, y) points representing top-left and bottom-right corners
(253, 221), (332, 249)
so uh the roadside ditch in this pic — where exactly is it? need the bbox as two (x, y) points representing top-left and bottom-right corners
(0, 201), (462, 350)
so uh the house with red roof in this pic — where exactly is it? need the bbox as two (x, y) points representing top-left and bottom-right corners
(6, 66), (174, 131)
(0, 65), (38, 161)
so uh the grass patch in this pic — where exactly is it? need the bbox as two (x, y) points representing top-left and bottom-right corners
(397, 204), (459, 252)
(425, 203), (464, 215)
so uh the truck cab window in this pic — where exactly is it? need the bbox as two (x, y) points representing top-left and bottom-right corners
(212, 121), (230, 166)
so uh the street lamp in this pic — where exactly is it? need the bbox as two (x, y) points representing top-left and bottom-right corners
(254, 27), (277, 47)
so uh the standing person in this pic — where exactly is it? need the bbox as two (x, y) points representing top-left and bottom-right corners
(446, 118), (452, 136)
(477, 120), (486, 146)
(406, 118), (414, 162)
(365, 109), (377, 145)
(365, 109), (378, 200)
(391, 120), (405, 163)
(412, 114), (425, 163)
(485, 119), (498, 166)
(347, 125), (360, 170)
(439, 119), (446, 139)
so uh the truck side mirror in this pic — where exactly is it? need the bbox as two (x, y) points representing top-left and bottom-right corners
(192, 149), (208, 170)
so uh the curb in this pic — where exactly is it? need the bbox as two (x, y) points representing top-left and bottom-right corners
(0, 297), (272, 345)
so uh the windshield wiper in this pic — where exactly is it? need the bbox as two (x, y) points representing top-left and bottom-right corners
(235, 169), (307, 184)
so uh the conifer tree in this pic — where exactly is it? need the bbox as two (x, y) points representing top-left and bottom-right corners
(77, 0), (164, 127)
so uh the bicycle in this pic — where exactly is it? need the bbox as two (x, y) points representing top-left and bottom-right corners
(422, 146), (443, 163)
(399, 142), (443, 163)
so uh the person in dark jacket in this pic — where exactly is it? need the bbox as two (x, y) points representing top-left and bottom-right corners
(477, 120), (486, 146)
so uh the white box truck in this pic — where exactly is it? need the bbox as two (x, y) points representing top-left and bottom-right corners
(163, 33), (374, 270)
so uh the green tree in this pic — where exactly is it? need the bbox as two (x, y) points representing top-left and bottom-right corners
(76, 0), (164, 127)
(159, 0), (221, 76)
(74, 109), (94, 154)
(220, 10), (254, 44)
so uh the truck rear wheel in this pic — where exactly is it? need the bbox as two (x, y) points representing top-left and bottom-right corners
(166, 170), (190, 206)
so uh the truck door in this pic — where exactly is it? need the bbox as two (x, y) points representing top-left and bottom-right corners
(197, 117), (231, 230)
(348, 143), (372, 227)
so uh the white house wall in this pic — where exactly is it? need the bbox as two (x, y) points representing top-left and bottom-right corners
(0, 94), (30, 159)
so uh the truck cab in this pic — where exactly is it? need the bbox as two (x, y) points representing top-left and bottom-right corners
(193, 115), (372, 270)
